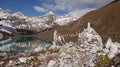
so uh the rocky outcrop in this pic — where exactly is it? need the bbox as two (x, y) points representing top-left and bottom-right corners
(0, 22), (119, 67)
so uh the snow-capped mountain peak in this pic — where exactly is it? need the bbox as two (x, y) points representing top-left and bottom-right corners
(3, 9), (12, 14)
(44, 11), (55, 16)
(13, 12), (24, 17)
(0, 8), (3, 11)
(0, 8), (79, 32)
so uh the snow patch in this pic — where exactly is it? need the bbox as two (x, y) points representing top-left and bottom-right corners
(19, 57), (27, 63)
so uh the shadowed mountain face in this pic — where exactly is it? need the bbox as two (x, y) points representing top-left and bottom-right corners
(70, 0), (120, 42)
(74, 0), (120, 33)
(34, 0), (120, 42)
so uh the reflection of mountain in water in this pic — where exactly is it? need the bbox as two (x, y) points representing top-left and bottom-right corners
(0, 37), (52, 56)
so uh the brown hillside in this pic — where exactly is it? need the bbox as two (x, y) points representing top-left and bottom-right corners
(32, 0), (120, 42)
(70, 0), (120, 42)
(71, 0), (120, 33)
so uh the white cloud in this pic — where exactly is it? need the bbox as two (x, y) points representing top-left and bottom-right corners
(42, 0), (113, 12)
(34, 0), (114, 15)
(34, 6), (47, 12)
(54, 0), (92, 11)
(69, 8), (95, 18)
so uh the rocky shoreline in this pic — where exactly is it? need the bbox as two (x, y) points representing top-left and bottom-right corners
(0, 23), (119, 67)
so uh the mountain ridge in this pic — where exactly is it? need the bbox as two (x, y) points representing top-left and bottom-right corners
(69, 0), (120, 42)
(32, 0), (120, 42)
(0, 8), (78, 35)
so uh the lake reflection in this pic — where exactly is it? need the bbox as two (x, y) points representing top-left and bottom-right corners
(0, 37), (52, 56)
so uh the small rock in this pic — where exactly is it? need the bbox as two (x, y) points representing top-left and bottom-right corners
(113, 56), (120, 65)
(48, 60), (56, 67)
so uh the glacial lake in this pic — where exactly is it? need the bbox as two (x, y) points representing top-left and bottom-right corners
(0, 36), (119, 56)
(0, 37), (52, 56)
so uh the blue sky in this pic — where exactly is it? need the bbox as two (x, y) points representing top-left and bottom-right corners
(0, 0), (113, 16)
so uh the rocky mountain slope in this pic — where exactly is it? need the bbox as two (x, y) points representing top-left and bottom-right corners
(34, 0), (120, 42)
(70, 0), (120, 42)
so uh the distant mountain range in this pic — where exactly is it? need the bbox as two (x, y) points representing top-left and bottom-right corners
(0, 0), (120, 42)
(0, 9), (78, 33)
